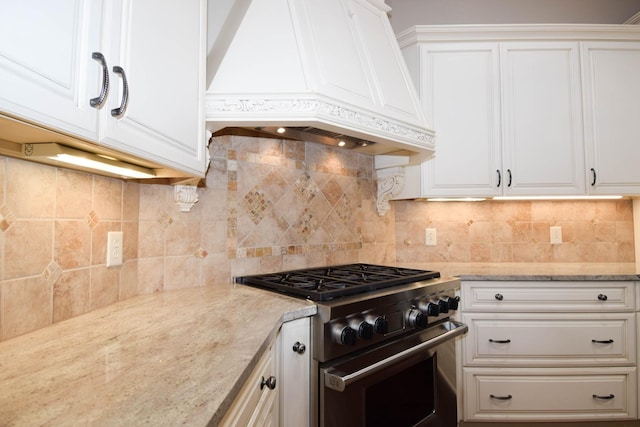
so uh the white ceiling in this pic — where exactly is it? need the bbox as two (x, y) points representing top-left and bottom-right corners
(387, 0), (640, 32)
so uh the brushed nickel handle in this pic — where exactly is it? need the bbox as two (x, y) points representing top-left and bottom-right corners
(90, 52), (109, 108)
(111, 66), (129, 118)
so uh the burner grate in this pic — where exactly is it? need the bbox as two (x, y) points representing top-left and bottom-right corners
(235, 263), (440, 301)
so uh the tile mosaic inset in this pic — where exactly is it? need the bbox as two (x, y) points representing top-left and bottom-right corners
(241, 187), (272, 225)
(85, 210), (99, 229)
(0, 205), (15, 232)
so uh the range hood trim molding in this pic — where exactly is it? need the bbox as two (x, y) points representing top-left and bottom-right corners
(205, 94), (436, 153)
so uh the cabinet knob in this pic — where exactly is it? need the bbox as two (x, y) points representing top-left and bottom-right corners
(494, 293), (504, 301)
(292, 341), (306, 354)
(260, 375), (277, 390)
(597, 293), (608, 301)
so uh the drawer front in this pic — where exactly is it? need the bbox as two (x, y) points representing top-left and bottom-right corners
(463, 367), (637, 421)
(220, 347), (275, 427)
(462, 281), (635, 312)
(462, 313), (636, 366)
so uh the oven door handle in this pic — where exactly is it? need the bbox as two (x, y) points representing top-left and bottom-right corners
(323, 320), (468, 392)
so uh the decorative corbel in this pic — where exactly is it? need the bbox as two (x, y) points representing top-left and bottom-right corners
(376, 166), (405, 216)
(174, 184), (199, 212)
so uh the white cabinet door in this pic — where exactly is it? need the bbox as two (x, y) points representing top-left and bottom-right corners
(278, 317), (311, 427)
(417, 43), (502, 198)
(100, 0), (207, 177)
(500, 42), (585, 196)
(582, 41), (640, 195)
(0, 0), (102, 140)
(394, 40), (585, 199)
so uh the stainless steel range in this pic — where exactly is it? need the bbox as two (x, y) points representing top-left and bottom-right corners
(236, 263), (468, 427)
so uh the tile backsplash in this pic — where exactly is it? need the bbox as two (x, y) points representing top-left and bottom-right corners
(394, 199), (635, 263)
(0, 135), (392, 340)
(0, 136), (635, 341)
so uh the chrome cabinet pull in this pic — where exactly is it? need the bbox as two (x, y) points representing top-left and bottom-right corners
(489, 339), (511, 344)
(111, 66), (129, 117)
(507, 169), (512, 187)
(90, 52), (109, 108)
(490, 394), (512, 400)
(592, 339), (614, 344)
(590, 168), (597, 186)
(260, 375), (277, 390)
(592, 394), (615, 400)
(496, 169), (501, 187)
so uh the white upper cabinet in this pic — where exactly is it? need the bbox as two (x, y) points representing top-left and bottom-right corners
(581, 41), (640, 195)
(0, 0), (102, 141)
(390, 25), (640, 200)
(500, 41), (585, 196)
(406, 43), (502, 198)
(0, 0), (208, 178)
(99, 0), (207, 177)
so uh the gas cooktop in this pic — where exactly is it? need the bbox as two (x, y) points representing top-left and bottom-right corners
(235, 263), (441, 301)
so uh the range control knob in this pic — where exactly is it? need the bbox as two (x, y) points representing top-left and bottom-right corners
(442, 295), (460, 310)
(349, 318), (374, 340)
(333, 324), (357, 346)
(419, 300), (440, 317)
(370, 316), (389, 335)
(437, 298), (450, 314)
(406, 308), (427, 328)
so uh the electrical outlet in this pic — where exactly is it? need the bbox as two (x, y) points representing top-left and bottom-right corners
(550, 226), (562, 245)
(106, 231), (123, 267)
(425, 228), (437, 246)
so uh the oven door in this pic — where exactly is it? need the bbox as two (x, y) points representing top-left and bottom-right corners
(320, 320), (467, 427)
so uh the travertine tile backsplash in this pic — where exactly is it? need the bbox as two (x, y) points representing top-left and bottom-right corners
(0, 135), (392, 340)
(0, 135), (635, 340)
(395, 199), (635, 263)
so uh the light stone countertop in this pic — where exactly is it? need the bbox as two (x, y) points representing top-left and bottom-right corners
(0, 283), (316, 427)
(399, 262), (640, 281)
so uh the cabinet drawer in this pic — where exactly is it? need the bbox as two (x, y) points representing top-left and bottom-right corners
(462, 281), (635, 312)
(462, 313), (636, 366)
(220, 347), (276, 427)
(463, 367), (637, 421)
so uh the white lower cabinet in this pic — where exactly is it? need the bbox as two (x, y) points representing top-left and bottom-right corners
(220, 317), (311, 427)
(464, 367), (637, 421)
(461, 281), (637, 422)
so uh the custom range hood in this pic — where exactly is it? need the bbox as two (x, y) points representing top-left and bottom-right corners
(206, 0), (435, 161)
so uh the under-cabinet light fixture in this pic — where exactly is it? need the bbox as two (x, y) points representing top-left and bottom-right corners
(493, 195), (623, 201)
(422, 197), (487, 202)
(23, 143), (156, 179)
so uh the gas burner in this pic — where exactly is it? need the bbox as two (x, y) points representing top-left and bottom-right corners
(235, 263), (440, 301)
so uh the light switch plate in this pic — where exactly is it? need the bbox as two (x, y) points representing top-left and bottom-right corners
(106, 231), (123, 267)
(425, 228), (437, 246)
(550, 226), (562, 245)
